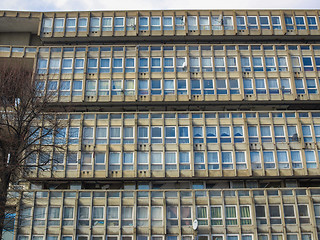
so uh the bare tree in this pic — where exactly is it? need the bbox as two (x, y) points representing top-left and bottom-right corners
(0, 64), (64, 239)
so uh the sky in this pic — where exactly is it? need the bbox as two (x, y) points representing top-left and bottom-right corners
(0, 0), (320, 11)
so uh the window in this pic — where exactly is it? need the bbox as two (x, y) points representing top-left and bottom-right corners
(295, 78), (306, 94)
(291, 150), (302, 168)
(85, 80), (96, 96)
(223, 16), (234, 30)
(175, 16), (185, 30)
(269, 205), (281, 224)
(54, 18), (64, 32)
(240, 206), (251, 225)
(291, 56), (301, 72)
(263, 151), (275, 169)
(214, 57), (225, 72)
(307, 78), (317, 93)
(236, 16), (246, 30)
(314, 204), (320, 225)
(177, 79), (187, 95)
(150, 57), (161, 72)
(107, 206), (119, 226)
(193, 126), (204, 143)
(78, 18), (87, 31)
(261, 126), (272, 142)
(163, 16), (173, 30)
(303, 57), (314, 71)
(225, 206), (237, 225)
(92, 206), (104, 226)
(307, 16), (318, 30)
(284, 205), (296, 224)
(202, 57), (213, 72)
(265, 57), (276, 71)
(151, 152), (162, 170)
(191, 79), (201, 95)
(233, 126), (244, 143)
(163, 57), (174, 72)
(137, 152), (149, 170)
(253, 57), (263, 71)
(207, 152), (218, 170)
(201, 79), (214, 94)
(260, 16), (270, 29)
(227, 57), (237, 71)
(220, 126), (231, 143)
(204, 127), (217, 144)
(114, 17), (124, 31)
(112, 58), (123, 73)
(37, 58), (48, 74)
(176, 57), (187, 72)
(78, 206), (90, 226)
(272, 16), (281, 29)
(97, 80), (109, 96)
(74, 58), (84, 73)
(212, 16), (222, 30)
(139, 17), (149, 31)
(222, 152), (233, 169)
(90, 17), (100, 32)
(243, 78), (253, 94)
(137, 206), (148, 226)
(138, 127), (148, 143)
(248, 126), (258, 142)
(280, 78), (291, 94)
(277, 57), (288, 71)
(109, 127), (120, 144)
(314, 125), (320, 142)
(164, 126), (176, 144)
(285, 17), (294, 30)
(150, 17), (161, 30)
(302, 125), (313, 142)
(101, 17), (112, 31)
(295, 16), (306, 30)
(247, 16), (258, 29)
(179, 152), (190, 170)
(194, 152), (205, 170)
(241, 57), (251, 71)
(42, 18), (53, 33)
(210, 206), (222, 225)
(139, 58), (149, 72)
(190, 57), (200, 72)
(305, 150), (316, 168)
(255, 205), (267, 225)
(199, 16), (209, 30)
(118, 206), (133, 227)
(268, 78), (279, 94)
(298, 204), (310, 223)
(94, 153), (105, 170)
(197, 206), (208, 225)
(167, 206), (178, 226)
(151, 206), (163, 226)
(274, 126), (285, 142)
(250, 151), (261, 169)
(126, 17), (136, 31)
(188, 16), (197, 30)
(216, 79), (227, 94)
(87, 58), (98, 73)
(109, 152), (120, 171)
(151, 126), (162, 144)
(254, 79), (266, 94)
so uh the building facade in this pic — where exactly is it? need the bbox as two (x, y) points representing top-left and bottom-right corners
(1, 9), (320, 240)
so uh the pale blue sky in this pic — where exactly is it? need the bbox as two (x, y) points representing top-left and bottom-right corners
(1, 0), (320, 11)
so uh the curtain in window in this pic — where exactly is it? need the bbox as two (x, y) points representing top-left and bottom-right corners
(93, 207), (104, 219)
(197, 207), (207, 218)
(225, 206), (237, 225)
(122, 207), (133, 219)
(49, 207), (60, 219)
(234, 127), (243, 136)
(110, 127), (120, 137)
(214, 57), (224, 67)
(79, 207), (89, 219)
(240, 206), (251, 224)
(107, 207), (118, 219)
(211, 207), (222, 225)
(206, 127), (216, 136)
(165, 153), (176, 164)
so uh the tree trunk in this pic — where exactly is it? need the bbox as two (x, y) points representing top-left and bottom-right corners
(0, 171), (11, 240)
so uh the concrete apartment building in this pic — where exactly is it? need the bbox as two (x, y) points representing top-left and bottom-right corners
(1, 9), (320, 240)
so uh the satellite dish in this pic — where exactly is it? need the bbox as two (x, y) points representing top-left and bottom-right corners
(193, 219), (198, 230)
